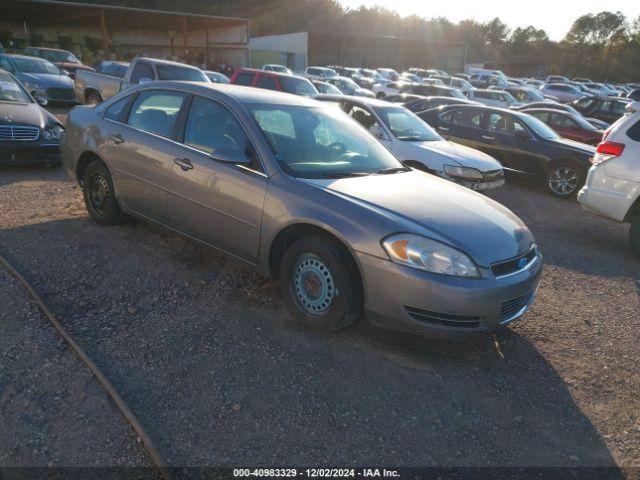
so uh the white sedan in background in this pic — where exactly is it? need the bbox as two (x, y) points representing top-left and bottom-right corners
(315, 95), (505, 191)
(467, 89), (521, 109)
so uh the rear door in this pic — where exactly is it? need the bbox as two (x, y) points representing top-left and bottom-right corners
(166, 95), (268, 261)
(104, 89), (188, 222)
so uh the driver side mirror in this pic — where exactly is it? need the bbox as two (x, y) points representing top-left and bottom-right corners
(369, 124), (388, 140)
(211, 145), (253, 165)
(514, 130), (531, 141)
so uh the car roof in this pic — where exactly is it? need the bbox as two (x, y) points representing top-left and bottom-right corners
(139, 81), (322, 107)
(314, 94), (393, 107)
(26, 47), (70, 52)
(2, 53), (49, 61)
(135, 57), (200, 69)
(522, 108), (570, 115)
(235, 67), (307, 80)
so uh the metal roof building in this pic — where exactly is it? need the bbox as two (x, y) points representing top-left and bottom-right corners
(0, 0), (250, 68)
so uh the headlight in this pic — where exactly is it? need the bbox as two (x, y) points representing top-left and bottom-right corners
(382, 233), (480, 277)
(443, 165), (484, 180)
(43, 125), (64, 140)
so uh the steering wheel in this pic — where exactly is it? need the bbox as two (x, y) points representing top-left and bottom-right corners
(327, 141), (347, 154)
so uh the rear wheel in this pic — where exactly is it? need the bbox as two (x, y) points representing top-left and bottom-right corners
(546, 162), (585, 199)
(86, 92), (102, 106)
(82, 160), (125, 225)
(279, 237), (363, 332)
(630, 216), (640, 258)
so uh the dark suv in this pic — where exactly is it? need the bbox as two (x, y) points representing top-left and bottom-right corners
(420, 104), (595, 198)
(571, 96), (631, 124)
(230, 68), (318, 97)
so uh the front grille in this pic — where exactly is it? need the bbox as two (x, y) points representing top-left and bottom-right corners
(46, 87), (75, 100)
(0, 125), (40, 141)
(491, 246), (537, 277)
(405, 306), (484, 330)
(483, 169), (504, 180)
(500, 292), (531, 322)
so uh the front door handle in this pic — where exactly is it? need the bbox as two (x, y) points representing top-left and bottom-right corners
(109, 133), (124, 145)
(174, 157), (193, 171)
(482, 135), (495, 141)
(438, 126), (451, 133)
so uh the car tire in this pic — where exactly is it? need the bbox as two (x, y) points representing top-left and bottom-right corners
(82, 160), (126, 225)
(546, 161), (585, 199)
(86, 92), (102, 106)
(630, 216), (640, 258)
(279, 236), (363, 332)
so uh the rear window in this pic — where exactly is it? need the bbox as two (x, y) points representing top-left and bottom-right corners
(234, 72), (254, 86)
(279, 76), (318, 97)
(627, 118), (640, 141)
(156, 65), (207, 82)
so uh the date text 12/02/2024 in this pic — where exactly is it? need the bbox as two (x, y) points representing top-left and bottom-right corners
(233, 469), (400, 477)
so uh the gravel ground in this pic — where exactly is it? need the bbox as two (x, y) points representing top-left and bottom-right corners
(0, 164), (638, 470)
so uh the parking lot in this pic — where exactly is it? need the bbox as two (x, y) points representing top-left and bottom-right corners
(1, 102), (639, 471)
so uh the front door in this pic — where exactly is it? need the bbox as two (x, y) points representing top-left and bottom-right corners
(166, 96), (267, 261)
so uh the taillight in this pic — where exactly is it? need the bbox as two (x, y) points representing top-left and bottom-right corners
(592, 141), (625, 165)
(596, 141), (625, 156)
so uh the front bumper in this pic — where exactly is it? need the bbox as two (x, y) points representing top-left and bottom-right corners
(578, 165), (639, 222)
(356, 248), (543, 338)
(437, 170), (506, 191)
(0, 143), (61, 165)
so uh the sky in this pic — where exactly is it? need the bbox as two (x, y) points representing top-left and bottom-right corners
(338, 0), (640, 41)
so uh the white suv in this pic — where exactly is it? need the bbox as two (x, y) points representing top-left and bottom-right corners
(578, 101), (640, 256)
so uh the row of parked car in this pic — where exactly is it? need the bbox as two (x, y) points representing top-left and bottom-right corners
(1, 53), (639, 262)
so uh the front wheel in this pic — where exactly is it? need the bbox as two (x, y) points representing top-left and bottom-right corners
(630, 216), (640, 258)
(546, 162), (585, 199)
(279, 237), (363, 332)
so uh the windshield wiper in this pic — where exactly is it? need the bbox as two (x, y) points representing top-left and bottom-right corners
(376, 167), (411, 174)
(321, 172), (371, 178)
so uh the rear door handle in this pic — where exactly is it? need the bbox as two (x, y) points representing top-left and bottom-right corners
(174, 157), (194, 171)
(482, 135), (495, 141)
(109, 133), (124, 145)
(438, 126), (451, 133)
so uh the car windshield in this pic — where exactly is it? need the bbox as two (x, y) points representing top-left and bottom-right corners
(12, 57), (60, 74)
(374, 106), (442, 141)
(521, 114), (561, 140)
(0, 72), (32, 103)
(279, 76), (318, 97)
(249, 104), (403, 178)
(156, 65), (208, 82)
(40, 50), (79, 64)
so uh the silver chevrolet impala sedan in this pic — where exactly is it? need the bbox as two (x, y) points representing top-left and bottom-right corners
(61, 82), (543, 338)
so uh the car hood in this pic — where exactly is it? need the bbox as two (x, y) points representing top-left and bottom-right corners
(0, 101), (59, 128)
(16, 72), (74, 88)
(301, 171), (534, 266)
(547, 137), (596, 155)
(408, 140), (502, 171)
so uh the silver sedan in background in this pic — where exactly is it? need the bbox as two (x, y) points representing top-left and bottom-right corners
(61, 82), (542, 338)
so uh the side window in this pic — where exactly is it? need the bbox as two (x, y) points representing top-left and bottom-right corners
(104, 95), (131, 122)
(596, 101), (612, 113)
(183, 96), (248, 155)
(550, 114), (578, 129)
(0, 57), (14, 73)
(529, 111), (549, 123)
(129, 62), (154, 84)
(127, 90), (186, 138)
(234, 72), (254, 86)
(576, 98), (595, 109)
(627, 119), (640, 142)
(611, 102), (628, 115)
(347, 105), (379, 131)
(487, 113), (519, 134)
(256, 74), (278, 91)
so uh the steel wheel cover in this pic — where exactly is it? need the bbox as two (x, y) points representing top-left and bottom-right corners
(292, 254), (336, 315)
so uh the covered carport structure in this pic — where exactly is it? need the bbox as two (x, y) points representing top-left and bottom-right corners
(0, 0), (250, 68)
